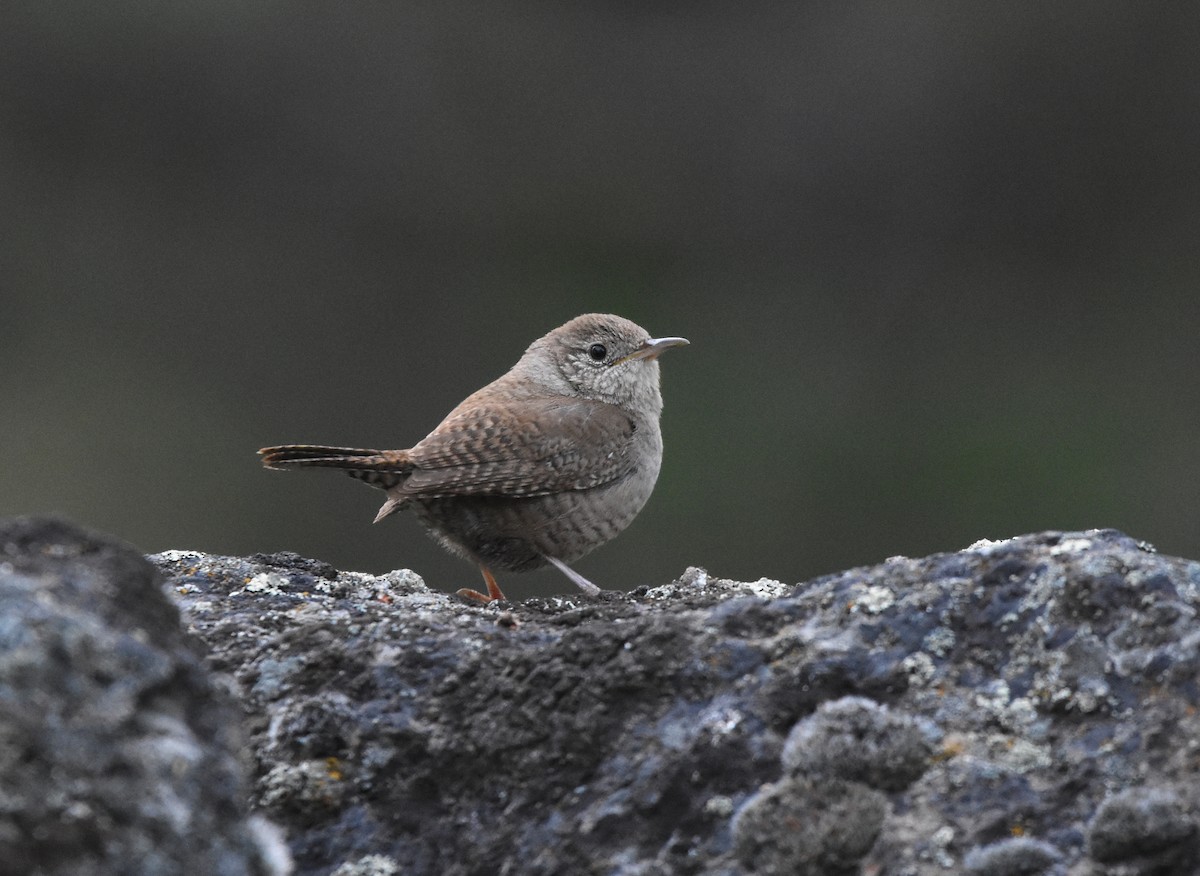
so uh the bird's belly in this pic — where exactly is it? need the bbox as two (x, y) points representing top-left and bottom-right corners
(411, 475), (656, 572)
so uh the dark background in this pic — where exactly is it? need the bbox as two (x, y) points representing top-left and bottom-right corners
(4, 4), (1198, 599)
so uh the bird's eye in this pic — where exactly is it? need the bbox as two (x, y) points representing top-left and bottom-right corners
(588, 343), (608, 362)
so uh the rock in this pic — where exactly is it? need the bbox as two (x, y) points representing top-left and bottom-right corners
(1087, 788), (1198, 873)
(731, 775), (887, 875)
(143, 528), (1200, 874)
(7, 518), (1200, 874)
(0, 517), (289, 876)
(780, 695), (936, 791)
(963, 837), (1064, 875)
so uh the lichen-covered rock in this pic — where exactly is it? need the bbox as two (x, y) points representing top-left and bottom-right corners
(7, 517), (1198, 874)
(731, 775), (887, 875)
(0, 517), (289, 876)
(963, 837), (1064, 875)
(143, 528), (1200, 874)
(780, 695), (936, 791)
(1087, 788), (1198, 873)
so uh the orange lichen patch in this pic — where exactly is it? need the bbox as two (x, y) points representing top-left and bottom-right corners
(934, 735), (968, 761)
(325, 757), (343, 782)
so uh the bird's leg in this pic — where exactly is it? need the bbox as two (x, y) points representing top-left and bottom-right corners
(546, 556), (601, 596)
(455, 566), (507, 603)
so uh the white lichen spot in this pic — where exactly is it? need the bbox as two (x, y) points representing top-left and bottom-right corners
(974, 680), (1012, 716)
(1002, 696), (1039, 730)
(922, 627), (956, 657)
(902, 651), (937, 685)
(381, 568), (426, 591)
(642, 568), (788, 601)
(704, 795), (735, 817)
(929, 825), (956, 868)
(855, 585), (896, 614)
(243, 572), (289, 595)
(331, 853), (402, 876)
(1003, 737), (1052, 772)
(154, 549), (205, 563)
(1071, 688), (1103, 714)
(1050, 537), (1093, 556)
(743, 577), (790, 598)
(966, 537), (1012, 552)
(703, 706), (743, 739)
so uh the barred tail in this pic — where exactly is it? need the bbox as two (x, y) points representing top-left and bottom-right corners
(258, 444), (412, 491)
(258, 444), (399, 469)
(260, 444), (415, 504)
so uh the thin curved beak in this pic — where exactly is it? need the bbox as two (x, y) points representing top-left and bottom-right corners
(616, 335), (690, 365)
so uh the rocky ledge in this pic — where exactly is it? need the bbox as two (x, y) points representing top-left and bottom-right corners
(2, 517), (1199, 875)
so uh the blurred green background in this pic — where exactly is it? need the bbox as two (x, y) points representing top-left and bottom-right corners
(3, 4), (1198, 599)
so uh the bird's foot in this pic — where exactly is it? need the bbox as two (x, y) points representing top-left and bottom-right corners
(455, 566), (507, 604)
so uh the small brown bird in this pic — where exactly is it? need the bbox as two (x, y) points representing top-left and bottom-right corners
(259, 314), (688, 602)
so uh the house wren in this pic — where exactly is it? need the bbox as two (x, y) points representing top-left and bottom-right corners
(259, 314), (688, 602)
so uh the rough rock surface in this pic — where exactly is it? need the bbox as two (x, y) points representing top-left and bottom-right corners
(0, 517), (288, 876)
(145, 528), (1200, 875)
(6, 516), (1200, 875)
